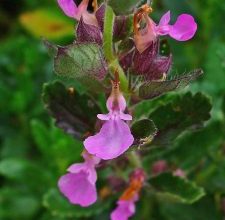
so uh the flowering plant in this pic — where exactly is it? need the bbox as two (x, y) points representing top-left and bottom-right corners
(42, 0), (214, 219)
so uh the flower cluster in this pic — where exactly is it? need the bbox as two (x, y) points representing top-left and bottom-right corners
(55, 0), (198, 219)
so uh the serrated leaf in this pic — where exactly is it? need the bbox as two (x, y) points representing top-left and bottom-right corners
(19, 9), (74, 39)
(131, 119), (157, 141)
(149, 172), (205, 204)
(139, 69), (203, 100)
(168, 120), (225, 170)
(42, 81), (101, 140)
(43, 188), (111, 218)
(148, 92), (211, 146)
(54, 42), (107, 79)
(44, 40), (108, 92)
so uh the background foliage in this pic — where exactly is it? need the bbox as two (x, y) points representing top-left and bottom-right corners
(0, 0), (224, 219)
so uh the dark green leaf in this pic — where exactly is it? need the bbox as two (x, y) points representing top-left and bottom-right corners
(149, 172), (205, 204)
(43, 188), (111, 218)
(42, 81), (101, 140)
(0, 187), (40, 220)
(131, 119), (157, 141)
(149, 92), (212, 146)
(167, 120), (225, 170)
(159, 195), (222, 220)
(139, 69), (203, 100)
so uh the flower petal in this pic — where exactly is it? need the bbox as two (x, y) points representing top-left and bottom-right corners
(84, 120), (134, 160)
(57, 0), (78, 18)
(159, 11), (171, 26)
(134, 17), (157, 53)
(67, 163), (86, 173)
(111, 200), (135, 220)
(169, 14), (197, 41)
(58, 172), (97, 207)
(120, 112), (132, 121)
(97, 113), (111, 120)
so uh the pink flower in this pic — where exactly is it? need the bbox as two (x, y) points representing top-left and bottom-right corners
(111, 169), (145, 220)
(134, 6), (197, 52)
(58, 151), (100, 207)
(84, 80), (134, 160)
(111, 197), (137, 220)
(57, 0), (98, 26)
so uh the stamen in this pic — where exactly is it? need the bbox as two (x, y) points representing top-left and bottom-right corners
(110, 69), (121, 110)
(92, 0), (98, 12)
(113, 68), (120, 89)
(133, 4), (153, 35)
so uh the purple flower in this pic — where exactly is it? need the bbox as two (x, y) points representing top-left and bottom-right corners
(58, 151), (100, 207)
(57, 0), (98, 26)
(84, 80), (134, 160)
(111, 197), (137, 220)
(134, 5), (197, 52)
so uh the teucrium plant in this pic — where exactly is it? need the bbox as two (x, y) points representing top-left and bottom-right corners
(42, 0), (211, 219)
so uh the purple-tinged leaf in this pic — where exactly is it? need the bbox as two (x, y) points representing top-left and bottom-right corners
(42, 81), (101, 140)
(139, 69), (203, 100)
(76, 17), (102, 45)
(95, 3), (106, 31)
(145, 54), (172, 80)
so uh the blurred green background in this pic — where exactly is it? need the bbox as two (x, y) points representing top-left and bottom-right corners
(0, 0), (224, 219)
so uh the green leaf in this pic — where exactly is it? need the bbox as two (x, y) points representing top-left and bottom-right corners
(131, 119), (157, 141)
(108, 0), (144, 15)
(42, 81), (101, 140)
(167, 120), (225, 170)
(139, 69), (203, 100)
(30, 120), (52, 157)
(158, 195), (222, 220)
(0, 158), (52, 191)
(132, 93), (177, 119)
(31, 119), (83, 172)
(19, 9), (74, 39)
(149, 92), (212, 146)
(43, 188), (111, 218)
(149, 172), (205, 204)
(44, 41), (108, 92)
(0, 158), (31, 179)
(222, 95), (225, 116)
(0, 187), (40, 220)
(202, 40), (225, 95)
